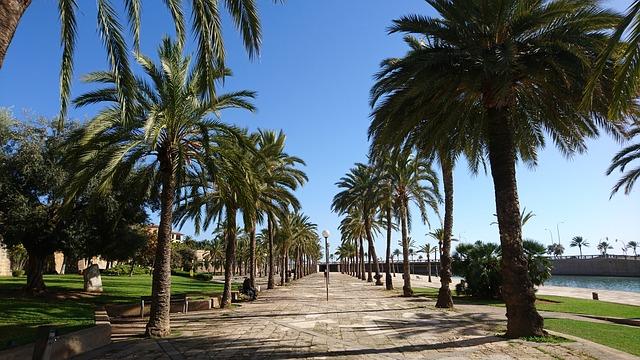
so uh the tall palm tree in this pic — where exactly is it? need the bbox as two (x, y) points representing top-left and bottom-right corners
(253, 130), (307, 289)
(371, 154), (398, 290)
(389, 151), (440, 296)
(392, 248), (401, 277)
(0, 0), (279, 130)
(417, 242), (436, 282)
(570, 236), (589, 257)
(338, 209), (371, 281)
(598, 240), (613, 256)
(370, 0), (628, 338)
(65, 38), (255, 337)
(332, 163), (385, 285)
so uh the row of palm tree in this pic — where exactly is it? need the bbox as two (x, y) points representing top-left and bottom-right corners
(62, 37), (320, 338)
(332, 149), (441, 297)
(364, 0), (639, 338)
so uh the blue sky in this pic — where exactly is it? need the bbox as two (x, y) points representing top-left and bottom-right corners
(1, 0), (637, 258)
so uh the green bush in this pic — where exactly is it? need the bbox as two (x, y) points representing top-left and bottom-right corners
(11, 269), (25, 277)
(103, 264), (150, 276)
(452, 239), (551, 299)
(171, 269), (191, 278)
(194, 273), (213, 281)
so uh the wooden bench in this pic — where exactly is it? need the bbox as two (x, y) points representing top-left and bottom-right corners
(140, 294), (189, 318)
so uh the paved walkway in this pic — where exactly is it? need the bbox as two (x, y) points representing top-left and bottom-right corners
(78, 273), (635, 359)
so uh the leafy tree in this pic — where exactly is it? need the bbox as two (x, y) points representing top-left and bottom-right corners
(65, 38), (255, 337)
(570, 236), (589, 257)
(369, 0), (629, 338)
(546, 243), (565, 258)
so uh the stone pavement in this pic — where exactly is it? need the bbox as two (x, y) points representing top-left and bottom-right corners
(77, 273), (635, 360)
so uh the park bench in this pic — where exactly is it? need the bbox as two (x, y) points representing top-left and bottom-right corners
(140, 294), (189, 318)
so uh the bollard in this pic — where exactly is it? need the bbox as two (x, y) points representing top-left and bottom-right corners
(592, 292), (599, 300)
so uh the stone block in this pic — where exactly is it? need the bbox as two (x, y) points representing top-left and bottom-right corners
(83, 264), (103, 293)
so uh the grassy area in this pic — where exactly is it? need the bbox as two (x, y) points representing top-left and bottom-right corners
(544, 319), (640, 356)
(412, 287), (640, 319)
(0, 274), (234, 349)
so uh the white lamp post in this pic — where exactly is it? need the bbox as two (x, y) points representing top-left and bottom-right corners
(322, 229), (330, 301)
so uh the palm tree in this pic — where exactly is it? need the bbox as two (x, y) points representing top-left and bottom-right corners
(369, 0), (628, 338)
(628, 241), (639, 257)
(392, 248), (401, 277)
(371, 154), (397, 290)
(598, 241), (613, 256)
(245, 130), (307, 288)
(389, 151), (440, 296)
(570, 236), (589, 258)
(332, 163), (385, 285)
(417, 243), (436, 282)
(65, 38), (255, 337)
(546, 244), (565, 258)
(338, 208), (371, 281)
(0, 0), (278, 130)
(607, 125), (640, 197)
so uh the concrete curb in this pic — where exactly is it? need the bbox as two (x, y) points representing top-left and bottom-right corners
(0, 308), (112, 360)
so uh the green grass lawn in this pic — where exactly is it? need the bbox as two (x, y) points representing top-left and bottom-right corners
(0, 274), (233, 349)
(544, 319), (640, 356)
(413, 287), (640, 319)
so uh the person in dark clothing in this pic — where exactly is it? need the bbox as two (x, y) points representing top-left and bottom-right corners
(242, 277), (257, 301)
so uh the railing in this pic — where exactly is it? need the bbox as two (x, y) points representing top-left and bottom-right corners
(547, 254), (640, 260)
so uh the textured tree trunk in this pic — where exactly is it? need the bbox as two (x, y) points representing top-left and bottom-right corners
(285, 252), (290, 283)
(0, 0), (31, 69)
(401, 204), (412, 296)
(146, 155), (175, 337)
(365, 218), (383, 285)
(280, 255), (285, 286)
(267, 214), (275, 289)
(248, 223), (257, 288)
(359, 237), (366, 281)
(25, 250), (46, 293)
(436, 157), (454, 308)
(385, 207), (393, 290)
(427, 253), (432, 282)
(487, 107), (544, 337)
(221, 206), (237, 308)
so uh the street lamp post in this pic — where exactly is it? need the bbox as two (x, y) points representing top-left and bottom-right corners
(545, 228), (554, 244)
(322, 230), (330, 301)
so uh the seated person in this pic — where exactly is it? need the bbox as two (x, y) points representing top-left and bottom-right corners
(242, 277), (257, 301)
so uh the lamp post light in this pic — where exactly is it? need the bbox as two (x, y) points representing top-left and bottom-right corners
(545, 228), (554, 245)
(322, 229), (330, 301)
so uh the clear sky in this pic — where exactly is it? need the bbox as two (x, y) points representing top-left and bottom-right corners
(1, 0), (637, 258)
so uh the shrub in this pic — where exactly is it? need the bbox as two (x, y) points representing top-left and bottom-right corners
(194, 273), (213, 281)
(103, 264), (150, 276)
(11, 269), (25, 277)
(452, 239), (551, 299)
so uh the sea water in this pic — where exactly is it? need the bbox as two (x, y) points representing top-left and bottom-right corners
(545, 275), (640, 293)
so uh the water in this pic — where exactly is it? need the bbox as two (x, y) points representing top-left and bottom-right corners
(545, 275), (640, 293)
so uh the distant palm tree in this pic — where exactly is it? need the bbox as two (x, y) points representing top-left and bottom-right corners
(392, 248), (401, 277)
(546, 244), (565, 258)
(628, 241), (639, 257)
(570, 236), (589, 257)
(66, 38), (255, 337)
(417, 243), (436, 282)
(597, 241), (613, 256)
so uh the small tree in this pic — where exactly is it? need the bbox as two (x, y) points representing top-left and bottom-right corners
(570, 236), (589, 257)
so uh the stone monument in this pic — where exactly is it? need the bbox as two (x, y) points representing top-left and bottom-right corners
(83, 264), (103, 292)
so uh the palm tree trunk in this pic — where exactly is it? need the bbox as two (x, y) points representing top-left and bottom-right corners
(0, 0), (31, 69)
(354, 240), (360, 278)
(359, 237), (366, 281)
(487, 107), (544, 337)
(249, 223), (257, 288)
(25, 249), (46, 293)
(385, 207), (393, 290)
(267, 214), (275, 289)
(285, 252), (290, 283)
(280, 254), (285, 286)
(436, 157), (454, 308)
(427, 253), (431, 282)
(365, 218), (383, 285)
(401, 204), (412, 296)
(146, 156), (175, 337)
(221, 206), (237, 308)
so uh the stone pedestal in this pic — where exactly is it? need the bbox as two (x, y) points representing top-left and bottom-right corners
(83, 264), (103, 293)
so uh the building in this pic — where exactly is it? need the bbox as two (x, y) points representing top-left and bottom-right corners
(146, 224), (185, 243)
(0, 240), (10, 276)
